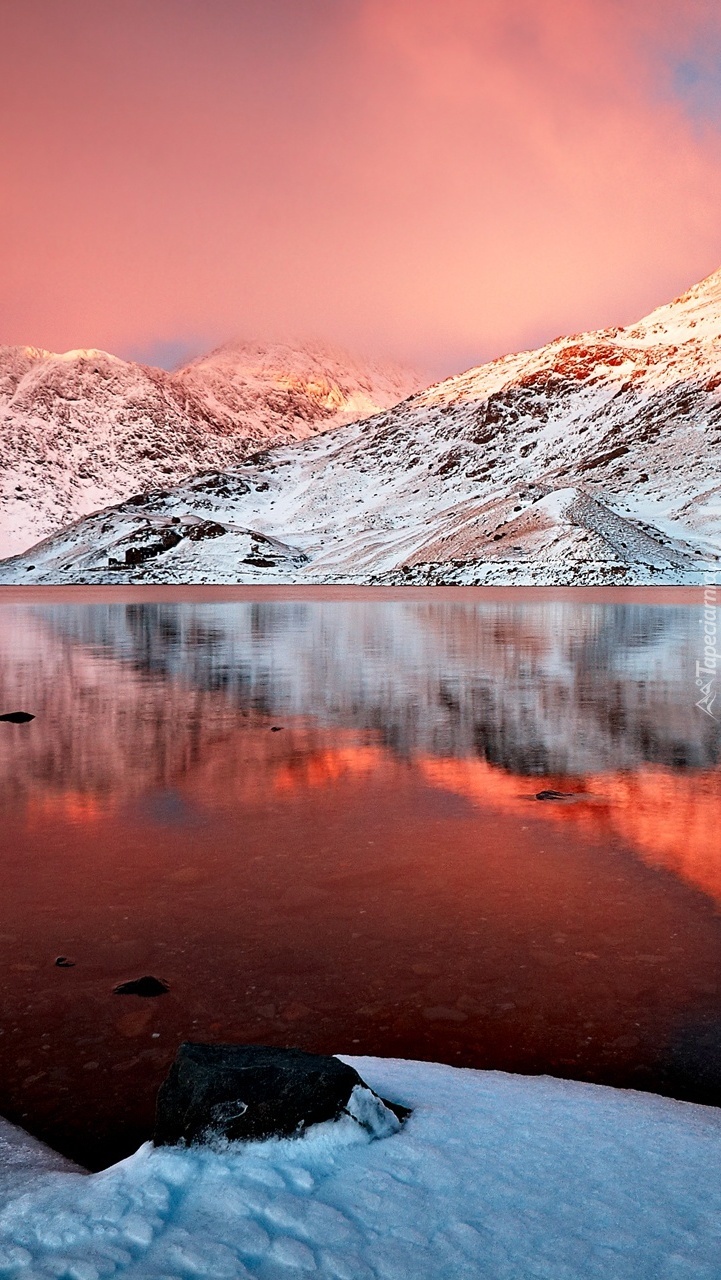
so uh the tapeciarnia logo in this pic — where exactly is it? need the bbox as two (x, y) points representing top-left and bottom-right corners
(696, 575), (718, 720)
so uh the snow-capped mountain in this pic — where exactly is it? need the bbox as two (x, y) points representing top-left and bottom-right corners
(0, 341), (419, 558)
(3, 269), (721, 583)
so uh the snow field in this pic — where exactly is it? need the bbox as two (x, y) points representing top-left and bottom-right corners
(1, 1056), (721, 1278)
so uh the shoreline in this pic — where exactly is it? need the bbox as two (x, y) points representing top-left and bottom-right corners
(2, 1057), (721, 1278)
(0, 583), (705, 604)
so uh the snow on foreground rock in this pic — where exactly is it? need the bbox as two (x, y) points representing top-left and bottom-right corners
(2, 1058), (721, 1279)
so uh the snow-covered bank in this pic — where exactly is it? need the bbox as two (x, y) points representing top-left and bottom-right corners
(0, 1118), (78, 1199)
(1, 1057), (721, 1278)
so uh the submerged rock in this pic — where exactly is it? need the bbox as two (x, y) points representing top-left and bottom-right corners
(113, 975), (169, 997)
(0, 711), (35, 723)
(154, 1042), (410, 1147)
(54, 956), (75, 968)
(535, 789), (575, 801)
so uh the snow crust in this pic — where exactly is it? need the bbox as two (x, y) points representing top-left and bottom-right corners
(0, 1119), (78, 1199)
(1, 1057), (721, 1278)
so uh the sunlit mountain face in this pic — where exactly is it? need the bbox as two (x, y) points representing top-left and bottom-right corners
(6, 269), (721, 585)
(0, 591), (720, 1168)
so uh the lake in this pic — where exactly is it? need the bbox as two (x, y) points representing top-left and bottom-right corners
(0, 587), (720, 1169)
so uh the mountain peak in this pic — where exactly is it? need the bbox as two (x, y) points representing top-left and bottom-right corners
(0, 338), (420, 558)
(171, 339), (421, 432)
(7, 264), (719, 586)
(177, 337), (419, 391)
(623, 266), (721, 345)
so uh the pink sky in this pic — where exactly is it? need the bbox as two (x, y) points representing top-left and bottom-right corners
(2, 0), (721, 376)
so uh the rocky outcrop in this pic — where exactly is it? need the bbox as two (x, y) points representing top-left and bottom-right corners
(154, 1043), (408, 1146)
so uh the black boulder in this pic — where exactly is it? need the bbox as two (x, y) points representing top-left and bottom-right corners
(154, 1042), (409, 1147)
(113, 975), (169, 997)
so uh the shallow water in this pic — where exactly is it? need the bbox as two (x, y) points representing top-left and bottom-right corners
(0, 587), (720, 1169)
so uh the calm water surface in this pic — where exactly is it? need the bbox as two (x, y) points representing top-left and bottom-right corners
(1, 588), (720, 1169)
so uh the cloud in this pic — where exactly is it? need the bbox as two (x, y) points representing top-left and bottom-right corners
(351, 0), (721, 346)
(1, 0), (721, 373)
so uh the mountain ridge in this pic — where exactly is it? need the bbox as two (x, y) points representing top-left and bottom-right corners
(0, 340), (420, 557)
(2, 268), (721, 583)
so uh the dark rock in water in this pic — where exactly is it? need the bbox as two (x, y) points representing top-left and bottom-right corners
(54, 956), (75, 968)
(0, 711), (35, 723)
(535, 789), (574, 801)
(154, 1042), (410, 1147)
(270, 726), (284, 732)
(113, 975), (169, 997)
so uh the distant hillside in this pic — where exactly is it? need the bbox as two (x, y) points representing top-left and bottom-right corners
(0, 341), (419, 557)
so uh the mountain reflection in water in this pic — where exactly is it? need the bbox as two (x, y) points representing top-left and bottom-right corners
(0, 591), (720, 1169)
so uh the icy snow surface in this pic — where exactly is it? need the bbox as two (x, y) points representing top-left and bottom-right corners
(1, 1056), (721, 1278)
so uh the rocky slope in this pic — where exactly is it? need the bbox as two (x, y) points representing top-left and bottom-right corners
(0, 341), (419, 557)
(3, 269), (721, 583)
